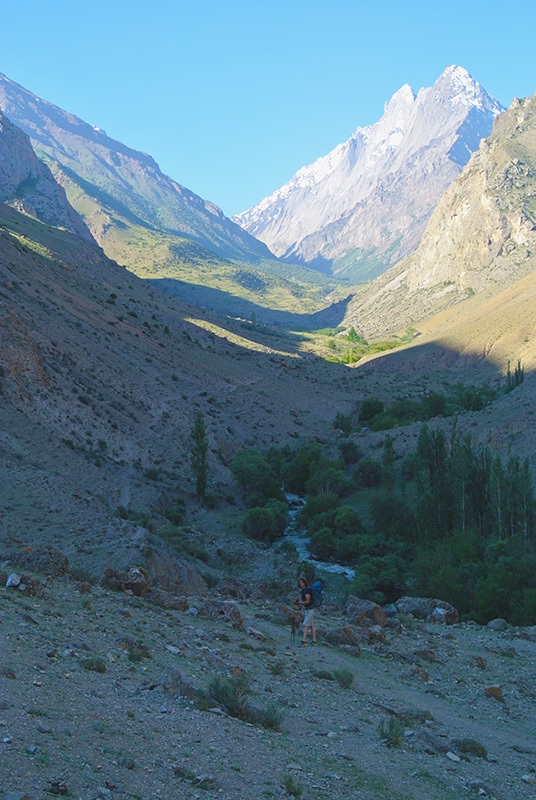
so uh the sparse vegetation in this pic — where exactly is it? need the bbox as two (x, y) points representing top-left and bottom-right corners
(378, 715), (405, 747)
(281, 773), (303, 799)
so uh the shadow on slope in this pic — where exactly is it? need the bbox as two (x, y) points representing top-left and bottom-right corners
(150, 277), (354, 330)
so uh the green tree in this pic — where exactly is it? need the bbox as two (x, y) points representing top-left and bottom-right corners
(190, 411), (208, 500)
(231, 449), (284, 507)
(359, 396), (384, 422)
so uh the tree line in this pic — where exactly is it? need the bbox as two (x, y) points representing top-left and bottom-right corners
(230, 426), (536, 625)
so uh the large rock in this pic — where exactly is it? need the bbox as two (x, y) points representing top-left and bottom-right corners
(325, 626), (360, 649)
(396, 596), (459, 625)
(346, 597), (387, 628)
(197, 599), (243, 629)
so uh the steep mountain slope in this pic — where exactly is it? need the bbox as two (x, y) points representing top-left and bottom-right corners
(0, 119), (368, 579)
(342, 93), (536, 337)
(0, 73), (273, 265)
(235, 66), (503, 281)
(0, 112), (92, 241)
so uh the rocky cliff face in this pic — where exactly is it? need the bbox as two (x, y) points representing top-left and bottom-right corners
(0, 113), (93, 240)
(342, 94), (536, 336)
(234, 66), (503, 281)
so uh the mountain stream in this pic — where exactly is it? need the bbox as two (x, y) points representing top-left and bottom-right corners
(281, 495), (355, 580)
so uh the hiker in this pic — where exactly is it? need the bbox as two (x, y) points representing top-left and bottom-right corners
(295, 577), (317, 647)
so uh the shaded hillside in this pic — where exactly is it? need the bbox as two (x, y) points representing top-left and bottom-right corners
(0, 196), (366, 579)
(343, 93), (536, 336)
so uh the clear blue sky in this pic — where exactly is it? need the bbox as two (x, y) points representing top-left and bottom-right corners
(3, 1), (536, 217)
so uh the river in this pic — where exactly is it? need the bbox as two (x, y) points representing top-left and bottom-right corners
(282, 495), (355, 580)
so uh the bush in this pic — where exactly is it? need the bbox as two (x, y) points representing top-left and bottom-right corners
(334, 411), (353, 435)
(80, 658), (106, 673)
(359, 396), (384, 421)
(378, 716), (404, 747)
(339, 439), (361, 465)
(243, 501), (287, 544)
(355, 457), (383, 487)
(165, 506), (185, 525)
(208, 674), (251, 720)
(452, 738), (487, 759)
(231, 449), (284, 506)
(281, 774), (303, 799)
(333, 668), (354, 689)
(257, 702), (284, 731)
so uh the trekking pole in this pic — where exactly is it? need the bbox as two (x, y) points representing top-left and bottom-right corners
(291, 607), (297, 646)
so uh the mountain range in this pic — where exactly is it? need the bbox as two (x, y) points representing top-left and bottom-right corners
(0, 73), (272, 265)
(234, 66), (504, 283)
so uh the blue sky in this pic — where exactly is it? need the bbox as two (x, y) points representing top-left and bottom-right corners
(3, 1), (536, 217)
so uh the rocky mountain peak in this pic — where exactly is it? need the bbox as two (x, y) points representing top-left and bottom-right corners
(234, 66), (504, 282)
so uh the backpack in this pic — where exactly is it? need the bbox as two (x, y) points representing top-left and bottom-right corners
(310, 580), (323, 608)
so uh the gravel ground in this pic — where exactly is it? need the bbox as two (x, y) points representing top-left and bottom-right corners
(1, 573), (536, 800)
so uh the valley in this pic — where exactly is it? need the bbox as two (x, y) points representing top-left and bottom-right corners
(1, 66), (536, 800)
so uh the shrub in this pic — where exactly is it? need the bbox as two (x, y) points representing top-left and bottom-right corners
(355, 457), (383, 487)
(333, 668), (354, 689)
(231, 449), (284, 506)
(312, 669), (334, 681)
(334, 411), (353, 435)
(208, 674), (251, 720)
(378, 716), (404, 747)
(339, 439), (361, 465)
(165, 506), (185, 525)
(257, 702), (284, 731)
(452, 738), (487, 759)
(243, 505), (285, 544)
(359, 396), (384, 421)
(281, 774), (303, 799)
(80, 658), (106, 673)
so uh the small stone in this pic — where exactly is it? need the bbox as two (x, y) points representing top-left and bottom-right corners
(522, 775), (536, 785)
(37, 722), (53, 734)
(6, 573), (21, 587)
(483, 685), (504, 703)
(446, 751), (461, 762)
(118, 756), (135, 770)
(47, 780), (68, 795)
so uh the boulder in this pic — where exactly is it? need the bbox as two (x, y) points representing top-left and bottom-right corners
(325, 626), (360, 648)
(346, 596), (387, 628)
(396, 596), (459, 625)
(197, 599), (243, 629)
(213, 578), (248, 600)
(123, 567), (150, 597)
(487, 618), (510, 631)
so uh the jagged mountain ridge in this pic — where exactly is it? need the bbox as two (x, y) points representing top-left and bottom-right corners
(341, 93), (536, 339)
(235, 66), (503, 282)
(0, 73), (273, 265)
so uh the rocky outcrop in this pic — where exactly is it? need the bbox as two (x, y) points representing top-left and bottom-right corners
(342, 93), (536, 336)
(0, 113), (93, 240)
(235, 66), (502, 281)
